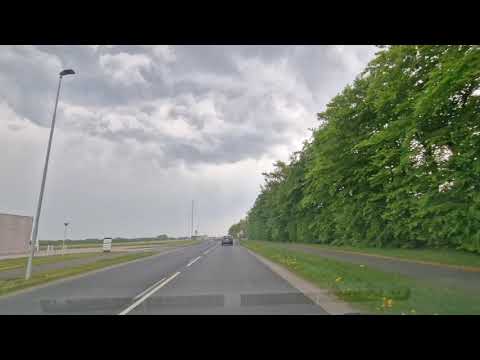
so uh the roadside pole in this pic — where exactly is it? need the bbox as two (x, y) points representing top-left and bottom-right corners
(25, 69), (75, 280)
(63, 222), (69, 255)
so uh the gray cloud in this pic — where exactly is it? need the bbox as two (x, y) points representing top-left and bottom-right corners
(0, 45), (376, 238)
(0, 45), (377, 166)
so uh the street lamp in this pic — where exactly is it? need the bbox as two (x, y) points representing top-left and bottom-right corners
(25, 69), (76, 280)
(63, 222), (70, 254)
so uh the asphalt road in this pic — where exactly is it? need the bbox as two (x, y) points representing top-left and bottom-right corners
(0, 240), (326, 315)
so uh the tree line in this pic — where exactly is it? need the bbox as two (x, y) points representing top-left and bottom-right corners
(230, 45), (480, 253)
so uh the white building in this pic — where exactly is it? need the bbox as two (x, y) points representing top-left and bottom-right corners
(0, 213), (33, 256)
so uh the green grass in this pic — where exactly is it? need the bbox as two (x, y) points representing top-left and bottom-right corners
(242, 240), (480, 315)
(40, 239), (200, 250)
(120, 239), (199, 248)
(155, 239), (200, 246)
(0, 252), (155, 297)
(290, 243), (480, 269)
(0, 252), (105, 272)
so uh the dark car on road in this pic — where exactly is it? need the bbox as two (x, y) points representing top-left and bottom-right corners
(221, 235), (233, 246)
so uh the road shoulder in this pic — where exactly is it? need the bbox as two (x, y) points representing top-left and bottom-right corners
(244, 247), (360, 315)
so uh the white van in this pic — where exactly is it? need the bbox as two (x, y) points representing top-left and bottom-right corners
(103, 237), (112, 252)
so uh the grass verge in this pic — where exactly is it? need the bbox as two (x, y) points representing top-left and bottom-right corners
(242, 240), (480, 315)
(0, 252), (106, 272)
(290, 243), (480, 269)
(0, 252), (155, 297)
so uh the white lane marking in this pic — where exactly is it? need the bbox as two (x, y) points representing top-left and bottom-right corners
(119, 272), (181, 315)
(133, 277), (166, 301)
(203, 244), (218, 255)
(186, 256), (202, 267)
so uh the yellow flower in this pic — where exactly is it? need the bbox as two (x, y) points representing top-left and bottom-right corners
(335, 277), (343, 282)
(387, 299), (393, 308)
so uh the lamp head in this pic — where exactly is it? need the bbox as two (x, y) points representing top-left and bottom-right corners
(59, 69), (75, 77)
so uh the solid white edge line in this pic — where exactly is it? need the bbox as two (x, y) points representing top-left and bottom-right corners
(186, 256), (202, 267)
(133, 277), (166, 300)
(119, 272), (181, 315)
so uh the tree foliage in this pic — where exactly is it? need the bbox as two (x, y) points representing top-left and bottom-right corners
(228, 218), (248, 239)
(234, 45), (480, 252)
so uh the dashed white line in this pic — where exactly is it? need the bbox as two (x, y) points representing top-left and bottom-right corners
(186, 256), (202, 267)
(203, 244), (218, 255)
(118, 272), (181, 315)
(133, 277), (166, 301)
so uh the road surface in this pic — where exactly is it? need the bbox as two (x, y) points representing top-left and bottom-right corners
(0, 240), (326, 315)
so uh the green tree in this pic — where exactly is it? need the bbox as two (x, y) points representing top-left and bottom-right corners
(239, 45), (480, 253)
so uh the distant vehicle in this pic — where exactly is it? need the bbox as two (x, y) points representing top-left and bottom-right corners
(103, 237), (112, 252)
(221, 235), (233, 246)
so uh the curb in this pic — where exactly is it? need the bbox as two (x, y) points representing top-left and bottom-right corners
(243, 247), (362, 315)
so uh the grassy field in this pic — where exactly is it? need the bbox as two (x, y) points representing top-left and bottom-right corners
(0, 253), (105, 272)
(242, 240), (480, 315)
(0, 252), (155, 297)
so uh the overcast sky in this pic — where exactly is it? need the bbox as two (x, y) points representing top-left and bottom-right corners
(0, 45), (377, 240)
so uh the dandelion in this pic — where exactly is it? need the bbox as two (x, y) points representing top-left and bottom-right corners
(335, 277), (343, 283)
(382, 297), (388, 308)
(387, 299), (393, 308)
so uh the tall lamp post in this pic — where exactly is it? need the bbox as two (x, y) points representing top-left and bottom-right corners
(63, 222), (70, 254)
(25, 69), (76, 280)
(191, 200), (194, 240)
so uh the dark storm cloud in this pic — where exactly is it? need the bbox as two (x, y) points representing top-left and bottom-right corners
(3, 45), (377, 173)
(0, 45), (376, 167)
(1, 43), (371, 170)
